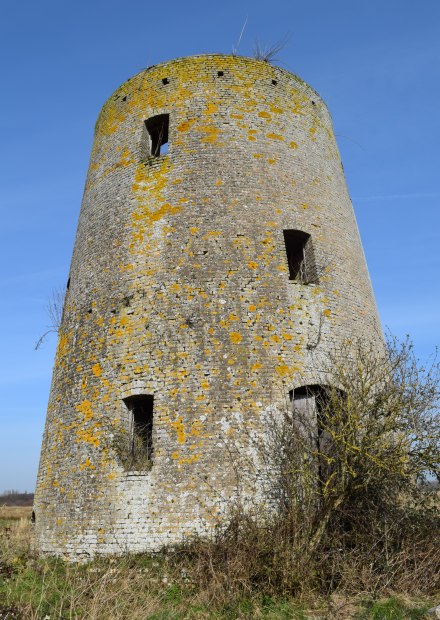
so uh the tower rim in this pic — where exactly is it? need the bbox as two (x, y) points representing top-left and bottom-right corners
(103, 53), (324, 111)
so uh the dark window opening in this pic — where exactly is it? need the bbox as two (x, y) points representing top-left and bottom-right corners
(66, 277), (71, 290)
(217, 70), (224, 77)
(272, 79), (278, 85)
(142, 114), (169, 158)
(122, 95), (127, 102)
(291, 384), (330, 413)
(283, 229), (318, 284)
(291, 385), (344, 489)
(31, 510), (36, 524)
(123, 394), (154, 465)
(162, 77), (169, 85)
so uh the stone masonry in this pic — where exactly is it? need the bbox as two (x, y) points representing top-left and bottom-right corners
(34, 54), (382, 559)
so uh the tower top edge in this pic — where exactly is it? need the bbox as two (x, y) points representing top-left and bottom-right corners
(103, 53), (324, 109)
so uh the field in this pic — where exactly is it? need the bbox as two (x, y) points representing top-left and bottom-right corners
(0, 510), (436, 620)
(0, 506), (32, 523)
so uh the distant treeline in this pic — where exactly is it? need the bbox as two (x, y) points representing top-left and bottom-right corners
(1, 490), (34, 506)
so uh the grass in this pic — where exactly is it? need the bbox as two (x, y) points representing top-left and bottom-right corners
(0, 517), (436, 619)
(0, 505), (32, 522)
(358, 597), (431, 619)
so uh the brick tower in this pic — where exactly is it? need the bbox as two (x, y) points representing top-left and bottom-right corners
(34, 55), (381, 559)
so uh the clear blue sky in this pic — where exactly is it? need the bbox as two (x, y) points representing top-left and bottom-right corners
(1, 0), (439, 492)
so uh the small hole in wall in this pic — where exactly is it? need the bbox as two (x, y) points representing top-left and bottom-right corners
(66, 277), (71, 290)
(217, 71), (224, 77)
(311, 100), (316, 105)
(272, 79), (277, 85)
(162, 77), (169, 85)
(31, 511), (36, 524)
(122, 96), (127, 102)
(87, 308), (92, 314)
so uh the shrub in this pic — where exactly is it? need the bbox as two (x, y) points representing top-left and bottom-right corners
(168, 336), (440, 601)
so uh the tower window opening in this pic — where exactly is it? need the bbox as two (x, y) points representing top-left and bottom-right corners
(283, 229), (318, 284)
(123, 395), (154, 468)
(66, 277), (71, 290)
(217, 70), (224, 77)
(272, 79), (278, 85)
(142, 114), (169, 158)
(162, 77), (169, 85)
(291, 385), (338, 489)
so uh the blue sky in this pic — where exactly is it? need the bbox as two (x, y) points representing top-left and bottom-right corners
(1, 0), (439, 492)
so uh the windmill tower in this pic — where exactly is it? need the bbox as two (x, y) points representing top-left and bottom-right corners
(34, 55), (381, 559)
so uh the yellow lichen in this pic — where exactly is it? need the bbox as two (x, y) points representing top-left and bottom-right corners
(266, 133), (284, 141)
(79, 458), (95, 471)
(171, 416), (186, 444)
(75, 400), (94, 421)
(276, 364), (290, 377)
(75, 428), (100, 447)
(92, 363), (102, 377)
(204, 102), (218, 114)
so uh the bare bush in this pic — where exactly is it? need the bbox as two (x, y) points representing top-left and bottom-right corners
(34, 287), (65, 350)
(112, 426), (153, 472)
(253, 34), (290, 63)
(168, 336), (440, 601)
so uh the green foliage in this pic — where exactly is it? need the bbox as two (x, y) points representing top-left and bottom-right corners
(357, 596), (430, 620)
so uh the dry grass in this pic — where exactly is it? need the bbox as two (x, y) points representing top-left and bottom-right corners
(0, 506), (32, 521)
(0, 518), (436, 619)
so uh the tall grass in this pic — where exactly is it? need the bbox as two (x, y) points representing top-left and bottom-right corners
(0, 514), (436, 618)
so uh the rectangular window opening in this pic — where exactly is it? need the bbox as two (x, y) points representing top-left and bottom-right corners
(283, 229), (318, 284)
(123, 394), (154, 466)
(142, 114), (169, 158)
(292, 385), (344, 490)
